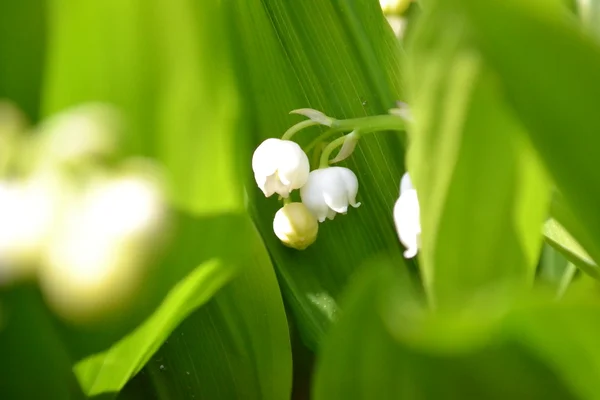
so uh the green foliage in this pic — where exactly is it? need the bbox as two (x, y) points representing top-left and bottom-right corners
(4, 0), (600, 399)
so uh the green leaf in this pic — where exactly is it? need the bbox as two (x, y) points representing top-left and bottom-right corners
(0, 0), (46, 120)
(405, 4), (550, 308)
(41, 0), (292, 397)
(229, 0), (408, 349)
(142, 227), (292, 400)
(313, 259), (579, 400)
(453, 0), (600, 282)
(0, 287), (83, 399)
(43, 0), (244, 215)
(74, 216), (291, 399)
(544, 218), (600, 279)
(504, 298), (600, 400)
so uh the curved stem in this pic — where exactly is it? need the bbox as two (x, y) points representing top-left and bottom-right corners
(319, 136), (347, 168)
(281, 120), (320, 141)
(304, 129), (338, 153)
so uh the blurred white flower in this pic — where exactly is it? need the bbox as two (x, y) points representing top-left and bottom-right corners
(39, 169), (169, 323)
(35, 103), (120, 167)
(394, 172), (421, 258)
(252, 138), (310, 198)
(300, 167), (361, 222)
(0, 175), (66, 283)
(273, 202), (319, 250)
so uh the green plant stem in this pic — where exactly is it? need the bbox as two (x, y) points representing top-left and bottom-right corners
(305, 114), (405, 153)
(319, 136), (347, 168)
(331, 114), (405, 133)
(281, 120), (320, 141)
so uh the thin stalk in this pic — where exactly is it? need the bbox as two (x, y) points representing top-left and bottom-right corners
(319, 136), (347, 168)
(281, 120), (320, 141)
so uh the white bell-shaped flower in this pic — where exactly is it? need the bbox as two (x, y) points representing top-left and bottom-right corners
(252, 138), (310, 198)
(300, 167), (361, 222)
(394, 172), (421, 258)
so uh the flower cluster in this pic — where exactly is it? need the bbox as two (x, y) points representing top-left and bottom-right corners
(0, 102), (171, 324)
(252, 137), (361, 250)
(252, 107), (421, 258)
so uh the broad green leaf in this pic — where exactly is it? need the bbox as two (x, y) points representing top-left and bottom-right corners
(0, 287), (83, 398)
(229, 0), (408, 349)
(505, 298), (600, 400)
(43, 0), (244, 215)
(75, 216), (291, 399)
(0, 0), (46, 120)
(405, 4), (550, 309)
(313, 259), (578, 400)
(142, 227), (291, 400)
(453, 0), (600, 282)
(41, 0), (292, 397)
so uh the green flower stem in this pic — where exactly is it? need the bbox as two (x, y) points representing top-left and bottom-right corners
(315, 114), (406, 167)
(281, 119), (320, 141)
(319, 136), (347, 168)
(305, 114), (405, 153)
(330, 114), (405, 134)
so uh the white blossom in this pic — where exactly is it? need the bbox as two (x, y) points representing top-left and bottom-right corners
(273, 202), (318, 250)
(252, 138), (310, 198)
(300, 167), (361, 222)
(394, 172), (421, 258)
(39, 172), (169, 323)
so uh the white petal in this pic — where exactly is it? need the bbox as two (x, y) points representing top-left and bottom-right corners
(300, 167), (361, 221)
(393, 189), (421, 259)
(252, 138), (281, 177)
(300, 170), (331, 222)
(276, 140), (310, 190)
(400, 171), (413, 194)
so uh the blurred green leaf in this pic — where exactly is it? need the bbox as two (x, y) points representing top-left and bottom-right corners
(544, 218), (600, 279)
(0, 0), (46, 120)
(43, 0), (244, 215)
(75, 216), (291, 399)
(453, 0), (600, 283)
(41, 0), (292, 397)
(0, 287), (83, 399)
(313, 259), (580, 400)
(405, 4), (550, 309)
(577, 0), (600, 40)
(143, 227), (291, 400)
(505, 298), (600, 400)
(229, 0), (408, 349)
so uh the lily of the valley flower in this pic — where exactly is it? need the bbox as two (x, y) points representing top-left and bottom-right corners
(252, 138), (310, 198)
(300, 167), (361, 222)
(39, 171), (169, 323)
(273, 202), (319, 250)
(393, 172), (421, 258)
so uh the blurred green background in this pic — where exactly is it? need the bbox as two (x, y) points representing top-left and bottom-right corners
(2, 0), (600, 399)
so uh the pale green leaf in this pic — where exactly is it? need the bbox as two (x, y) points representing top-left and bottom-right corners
(406, 4), (550, 308)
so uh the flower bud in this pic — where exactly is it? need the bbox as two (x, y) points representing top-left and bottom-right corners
(273, 202), (318, 250)
(300, 167), (361, 222)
